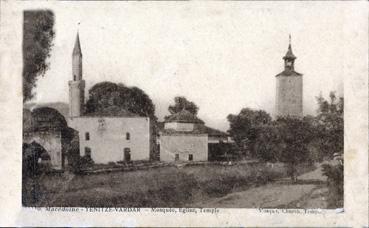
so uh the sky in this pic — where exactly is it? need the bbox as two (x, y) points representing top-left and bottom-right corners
(30, 2), (344, 131)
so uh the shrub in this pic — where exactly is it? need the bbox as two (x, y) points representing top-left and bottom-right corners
(322, 163), (343, 208)
(70, 155), (95, 174)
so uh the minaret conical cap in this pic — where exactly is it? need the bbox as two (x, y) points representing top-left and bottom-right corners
(72, 32), (82, 56)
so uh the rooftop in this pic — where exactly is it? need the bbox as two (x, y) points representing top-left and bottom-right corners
(158, 121), (228, 136)
(164, 109), (204, 124)
(276, 69), (303, 77)
(23, 107), (68, 132)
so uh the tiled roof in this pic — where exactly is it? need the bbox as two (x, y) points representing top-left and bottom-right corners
(158, 121), (228, 136)
(276, 69), (302, 77)
(165, 109), (204, 124)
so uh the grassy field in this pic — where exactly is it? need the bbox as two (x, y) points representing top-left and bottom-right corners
(24, 162), (315, 207)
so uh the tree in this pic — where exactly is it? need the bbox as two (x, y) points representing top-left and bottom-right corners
(167, 96), (199, 116)
(253, 123), (282, 163)
(23, 10), (55, 102)
(276, 117), (315, 181)
(227, 108), (272, 157)
(314, 92), (344, 159)
(85, 82), (156, 119)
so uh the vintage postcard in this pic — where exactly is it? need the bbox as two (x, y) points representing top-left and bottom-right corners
(0, 0), (368, 227)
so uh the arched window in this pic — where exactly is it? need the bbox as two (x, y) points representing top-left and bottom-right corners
(85, 132), (90, 141)
(126, 132), (130, 140)
(73, 75), (76, 81)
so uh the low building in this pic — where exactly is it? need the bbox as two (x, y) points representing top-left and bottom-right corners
(157, 112), (232, 162)
(159, 110), (208, 162)
(23, 107), (76, 170)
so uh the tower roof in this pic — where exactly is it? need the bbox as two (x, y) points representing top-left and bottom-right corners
(72, 32), (82, 56)
(165, 109), (204, 124)
(283, 35), (296, 60)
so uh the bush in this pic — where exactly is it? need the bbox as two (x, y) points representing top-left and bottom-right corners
(70, 155), (95, 174)
(322, 163), (343, 208)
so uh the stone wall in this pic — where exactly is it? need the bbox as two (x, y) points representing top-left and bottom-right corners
(275, 75), (303, 118)
(23, 131), (63, 169)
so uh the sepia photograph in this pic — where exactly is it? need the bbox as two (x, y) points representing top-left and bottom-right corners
(21, 2), (344, 209)
(0, 0), (368, 227)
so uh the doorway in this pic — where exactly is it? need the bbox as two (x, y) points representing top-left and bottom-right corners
(124, 148), (131, 162)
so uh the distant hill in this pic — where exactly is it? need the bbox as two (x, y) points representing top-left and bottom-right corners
(24, 102), (69, 120)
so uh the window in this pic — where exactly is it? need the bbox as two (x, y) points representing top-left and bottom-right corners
(73, 75), (76, 81)
(189, 154), (193, 161)
(85, 132), (90, 141)
(126, 132), (130, 140)
(85, 147), (91, 157)
(175, 154), (179, 161)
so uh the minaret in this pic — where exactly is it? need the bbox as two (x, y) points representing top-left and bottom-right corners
(275, 35), (303, 118)
(68, 32), (85, 118)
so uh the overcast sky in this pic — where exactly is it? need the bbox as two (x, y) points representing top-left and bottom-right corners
(30, 2), (344, 130)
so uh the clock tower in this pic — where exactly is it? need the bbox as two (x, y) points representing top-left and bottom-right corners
(275, 36), (303, 118)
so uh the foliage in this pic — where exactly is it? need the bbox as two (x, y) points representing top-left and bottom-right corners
(70, 155), (95, 174)
(167, 96), (199, 116)
(314, 92), (344, 159)
(322, 163), (343, 208)
(275, 117), (315, 180)
(253, 123), (282, 163)
(226, 91), (343, 180)
(85, 82), (156, 120)
(23, 10), (55, 102)
(29, 162), (287, 207)
(227, 108), (272, 156)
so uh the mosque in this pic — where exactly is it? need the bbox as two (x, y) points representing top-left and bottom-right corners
(23, 32), (302, 169)
(67, 33), (152, 164)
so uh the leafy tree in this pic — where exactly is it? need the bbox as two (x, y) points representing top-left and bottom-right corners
(314, 92), (344, 159)
(276, 117), (315, 181)
(322, 162), (344, 208)
(227, 108), (272, 157)
(85, 82), (156, 119)
(23, 10), (55, 102)
(253, 123), (282, 163)
(167, 96), (199, 116)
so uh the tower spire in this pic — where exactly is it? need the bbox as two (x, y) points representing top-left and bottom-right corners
(284, 34), (296, 60)
(73, 31), (82, 56)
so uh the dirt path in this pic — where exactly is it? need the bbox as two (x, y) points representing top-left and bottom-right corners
(194, 165), (328, 208)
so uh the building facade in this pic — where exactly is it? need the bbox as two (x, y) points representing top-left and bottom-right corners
(159, 110), (208, 162)
(275, 36), (303, 118)
(69, 117), (150, 163)
(67, 32), (151, 164)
